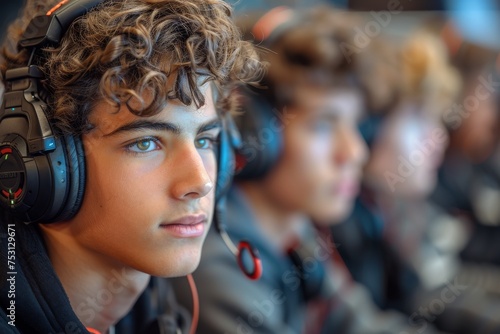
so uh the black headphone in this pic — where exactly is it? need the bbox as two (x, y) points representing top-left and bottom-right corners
(0, 0), (103, 223)
(233, 85), (284, 180)
(215, 114), (262, 280)
(234, 7), (300, 180)
(0, 0), (261, 279)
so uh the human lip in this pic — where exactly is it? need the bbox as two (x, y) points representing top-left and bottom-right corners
(159, 214), (207, 238)
(333, 179), (360, 198)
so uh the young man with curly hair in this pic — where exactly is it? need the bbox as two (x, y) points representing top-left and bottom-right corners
(0, 0), (260, 333)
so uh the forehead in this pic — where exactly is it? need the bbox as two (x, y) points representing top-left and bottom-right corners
(89, 83), (216, 134)
(382, 105), (433, 142)
(292, 87), (363, 117)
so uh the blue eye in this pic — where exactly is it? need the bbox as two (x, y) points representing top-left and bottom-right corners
(195, 137), (217, 149)
(311, 122), (332, 132)
(126, 138), (160, 154)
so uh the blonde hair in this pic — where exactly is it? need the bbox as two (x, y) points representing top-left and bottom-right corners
(399, 30), (462, 116)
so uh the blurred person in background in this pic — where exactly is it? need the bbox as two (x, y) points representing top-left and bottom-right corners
(172, 6), (442, 334)
(332, 29), (500, 334)
(430, 39), (500, 266)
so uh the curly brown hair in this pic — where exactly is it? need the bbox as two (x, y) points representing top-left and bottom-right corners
(1, 0), (263, 134)
(236, 6), (401, 112)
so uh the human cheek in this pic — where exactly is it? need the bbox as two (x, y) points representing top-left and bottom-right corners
(203, 149), (217, 179)
(199, 151), (217, 213)
(93, 151), (167, 223)
(310, 132), (336, 178)
(295, 138), (331, 200)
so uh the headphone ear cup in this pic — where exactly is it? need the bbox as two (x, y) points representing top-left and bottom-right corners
(215, 126), (234, 203)
(53, 134), (86, 221)
(234, 87), (283, 180)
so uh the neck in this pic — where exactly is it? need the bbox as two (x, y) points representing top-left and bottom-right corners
(237, 182), (308, 252)
(449, 133), (491, 164)
(364, 185), (424, 225)
(39, 224), (150, 333)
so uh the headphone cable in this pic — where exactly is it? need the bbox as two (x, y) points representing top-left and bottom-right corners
(187, 274), (199, 334)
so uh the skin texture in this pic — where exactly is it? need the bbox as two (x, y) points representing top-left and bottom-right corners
(39, 84), (219, 331)
(240, 87), (368, 248)
(365, 103), (449, 198)
(451, 80), (499, 163)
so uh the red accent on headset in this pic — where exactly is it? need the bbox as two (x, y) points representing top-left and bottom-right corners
(235, 153), (247, 173)
(14, 188), (22, 199)
(237, 241), (262, 280)
(251, 6), (294, 42)
(1, 190), (9, 198)
(47, 0), (70, 16)
(1, 148), (12, 155)
(440, 21), (463, 57)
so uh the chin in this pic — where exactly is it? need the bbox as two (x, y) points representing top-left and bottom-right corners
(146, 258), (202, 278)
(404, 178), (434, 198)
(173, 245), (204, 276)
(313, 202), (354, 226)
(168, 261), (201, 278)
(180, 255), (202, 275)
(135, 246), (203, 278)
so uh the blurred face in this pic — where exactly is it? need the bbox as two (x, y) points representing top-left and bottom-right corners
(455, 83), (498, 162)
(261, 88), (367, 223)
(65, 85), (219, 277)
(365, 103), (449, 197)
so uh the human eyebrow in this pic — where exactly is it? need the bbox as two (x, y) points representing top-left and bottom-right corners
(316, 111), (340, 123)
(197, 118), (222, 134)
(103, 120), (181, 137)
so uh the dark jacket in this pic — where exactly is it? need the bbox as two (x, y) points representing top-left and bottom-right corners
(431, 150), (500, 265)
(0, 211), (191, 334)
(333, 195), (500, 334)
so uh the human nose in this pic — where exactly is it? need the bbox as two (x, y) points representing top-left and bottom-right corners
(170, 142), (214, 199)
(334, 124), (369, 166)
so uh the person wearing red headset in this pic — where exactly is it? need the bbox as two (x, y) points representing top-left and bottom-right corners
(0, 0), (261, 333)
